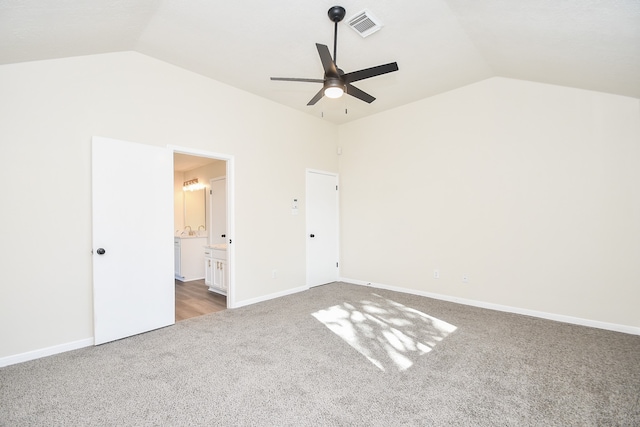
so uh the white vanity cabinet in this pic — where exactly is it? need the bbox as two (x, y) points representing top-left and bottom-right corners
(204, 246), (227, 295)
(174, 237), (207, 281)
(204, 248), (213, 286)
(212, 259), (227, 292)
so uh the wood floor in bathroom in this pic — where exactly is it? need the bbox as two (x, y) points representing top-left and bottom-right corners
(175, 279), (226, 321)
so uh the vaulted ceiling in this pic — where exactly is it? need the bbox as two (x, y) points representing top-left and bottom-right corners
(1, 0), (638, 124)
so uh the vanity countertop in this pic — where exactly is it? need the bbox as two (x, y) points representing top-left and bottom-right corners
(206, 243), (227, 250)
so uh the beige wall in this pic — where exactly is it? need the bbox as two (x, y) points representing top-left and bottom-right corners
(1, 53), (638, 363)
(338, 77), (640, 329)
(0, 52), (338, 359)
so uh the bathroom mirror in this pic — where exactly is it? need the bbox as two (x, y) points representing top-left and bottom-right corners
(184, 188), (206, 231)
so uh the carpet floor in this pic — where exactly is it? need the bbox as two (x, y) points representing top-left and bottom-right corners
(1, 282), (639, 426)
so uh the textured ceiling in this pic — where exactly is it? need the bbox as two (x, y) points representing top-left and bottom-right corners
(1, 0), (638, 124)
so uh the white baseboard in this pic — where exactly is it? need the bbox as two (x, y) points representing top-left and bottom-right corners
(4, 279), (635, 368)
(2, 285), (310, 367)
(0, 337), (94, 368)
(232, 285), (308, 309)
(340, 277), (640, 336)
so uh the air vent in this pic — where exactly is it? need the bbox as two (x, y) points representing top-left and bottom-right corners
(347, 9), (383, 38)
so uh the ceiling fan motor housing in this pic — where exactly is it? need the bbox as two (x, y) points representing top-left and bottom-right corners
(328, 6), (346, 23)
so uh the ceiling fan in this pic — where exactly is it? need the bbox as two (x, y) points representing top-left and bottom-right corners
(270, 6), (399, 106)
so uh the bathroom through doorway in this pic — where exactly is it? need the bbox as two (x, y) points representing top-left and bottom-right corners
(172, 148), (233, 320)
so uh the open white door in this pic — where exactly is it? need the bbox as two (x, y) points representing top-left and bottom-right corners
(92, 136), (174, 345)
(306, 170), (339, 287)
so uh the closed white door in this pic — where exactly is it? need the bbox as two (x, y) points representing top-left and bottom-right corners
(92, 136), (175, 345)
(210, 177), (227, 245)
(306, 170), (339, 287)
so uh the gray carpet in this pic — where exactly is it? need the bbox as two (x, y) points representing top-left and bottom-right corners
(1, 282), (639, 426)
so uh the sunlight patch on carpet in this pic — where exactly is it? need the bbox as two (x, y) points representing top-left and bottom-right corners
(312, 293), (457, 371)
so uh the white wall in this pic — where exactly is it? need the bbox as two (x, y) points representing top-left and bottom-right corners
(338, 77), (640, 330)
(2, 54), (638, 363)
(0, 52), (338, 360)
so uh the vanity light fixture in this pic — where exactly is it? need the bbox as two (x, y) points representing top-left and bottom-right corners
(183, 178), (205, 192)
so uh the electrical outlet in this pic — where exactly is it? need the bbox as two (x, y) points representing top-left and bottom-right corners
(434, 270), (440, 279)
(272, 269), (277, 279)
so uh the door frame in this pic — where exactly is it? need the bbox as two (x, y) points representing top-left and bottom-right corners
(305, 168), (340, 288)
(169, 145), (236, 308)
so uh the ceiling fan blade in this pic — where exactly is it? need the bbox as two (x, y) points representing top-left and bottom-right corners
(307, 88), (325, 106)
(316, 43), (339, 77)
(346, 84), (376, 103)
(343, 62), (399, 84)
(270, 77), (325, 83)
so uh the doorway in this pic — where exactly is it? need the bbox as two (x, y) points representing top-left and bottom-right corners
(92, 137), (235, 344)
(172, 146), (234, 320)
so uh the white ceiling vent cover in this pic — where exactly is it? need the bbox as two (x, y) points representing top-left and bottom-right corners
(347, 9), (383, 38)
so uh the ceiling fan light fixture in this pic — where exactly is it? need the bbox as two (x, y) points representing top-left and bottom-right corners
(324, 86), (344, 99)
(270, 5), (398, 106)
(324, 78), (345, 99)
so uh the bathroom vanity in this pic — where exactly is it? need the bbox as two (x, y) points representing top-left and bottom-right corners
(174, 236), (207, 281)
(204, 244), (227, 295)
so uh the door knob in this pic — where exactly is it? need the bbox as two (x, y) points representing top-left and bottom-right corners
(97, 248), (106, 255)
(310, 234), (315, 238)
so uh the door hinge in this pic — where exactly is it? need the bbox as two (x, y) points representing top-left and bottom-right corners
(336, 262), (339, 267)
(336, 185), (338, 190)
